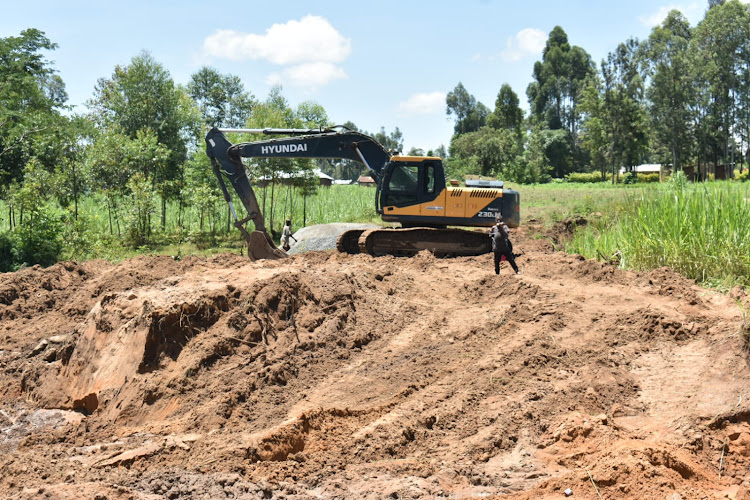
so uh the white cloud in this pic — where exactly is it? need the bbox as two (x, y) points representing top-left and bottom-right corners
(266, 63), (348, 89)
(203, 15), (351, 89)
(500, 28), (547, 62)
(639, 3), (700, 26)
(203, 15), (351, 64)
(398, 92), (446, 116)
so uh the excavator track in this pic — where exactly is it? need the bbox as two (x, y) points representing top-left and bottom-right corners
(336, 229), (366, 254)
(356, 227), (491, 257)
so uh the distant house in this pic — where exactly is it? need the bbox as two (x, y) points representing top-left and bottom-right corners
(619, 164), (662, 174)
(684, 163), (735, 181)
(357, 176), (376, 187)
(256, 168), (334, 187)
(619, 164), (671, 181)
(315, 169), (334, 187)
(714, 163), (734, 180)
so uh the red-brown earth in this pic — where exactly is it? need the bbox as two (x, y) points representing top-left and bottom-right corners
(1, 222), (748, 499)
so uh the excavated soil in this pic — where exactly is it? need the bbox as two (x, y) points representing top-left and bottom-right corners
(1, 222), (749, 499)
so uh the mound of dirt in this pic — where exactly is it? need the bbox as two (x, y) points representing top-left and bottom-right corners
(1, 225), (749, 499)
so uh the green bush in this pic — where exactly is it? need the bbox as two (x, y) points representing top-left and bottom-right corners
(567, 172), (605, 183)
(0, 231), (15, 272)
(623, 172), (637, 184)
(638, 173), (660, 183)
(736, 169), (749, 182)
(14, 210), (64, 267)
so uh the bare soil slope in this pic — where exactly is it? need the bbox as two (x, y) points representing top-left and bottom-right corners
(1, 223), (749, 499)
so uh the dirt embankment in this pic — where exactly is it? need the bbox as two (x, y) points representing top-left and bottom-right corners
(1, 222), (749, 499)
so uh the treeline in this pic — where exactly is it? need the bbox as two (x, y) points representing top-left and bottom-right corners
(2, 0), (749, 268)
(0, 29), (407, 269)
(445, 0), (750, 184)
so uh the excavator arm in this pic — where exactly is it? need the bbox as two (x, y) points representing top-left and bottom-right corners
(205, 127), (390, 260)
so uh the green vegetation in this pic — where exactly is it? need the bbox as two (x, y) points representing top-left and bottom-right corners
(0, 184), (379, 265)
(566, 174), (750, 288)
(515, 182), (650, 222)
(2, 3), (750, 278)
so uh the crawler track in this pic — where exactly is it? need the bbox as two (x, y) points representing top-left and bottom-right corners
(336, 227), (492, 257)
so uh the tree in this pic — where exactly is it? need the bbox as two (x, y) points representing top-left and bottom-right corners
(527, 26), (594, 135)
(448, 126), (523, 179)
(49, 115), (94, 220)
(0, 29), (68, 187)
(579, 76), (609, 179)
(487, 84), (524, 137)
(446, 82), (489, 135)
(526, 27), (594, 177)
(244, 86), (305, 233)
(518, 125), (554, 184)
(88, 51), (202, 227)
(373, 127), (404, 154)
(187, 67), (256, 128)
(692, 0), (750, 173)
(643, 10), (694, 171)
(85, 127), (168, 239)
(581, 38), (649, 181)
(296, 101), (330, 129)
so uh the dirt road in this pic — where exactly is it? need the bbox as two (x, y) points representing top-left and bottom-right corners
(1, 223), (748, 499)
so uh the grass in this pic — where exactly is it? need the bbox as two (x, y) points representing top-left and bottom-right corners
(566, 177), (750, 289)
(0, 184), (381, 263)
(2, 178), (749, 291)
(514, 182), (652, 224)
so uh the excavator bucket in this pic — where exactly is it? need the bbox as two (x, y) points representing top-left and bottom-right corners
(246, 230), (287, 261)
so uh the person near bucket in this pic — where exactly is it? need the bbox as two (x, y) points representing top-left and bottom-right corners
(490, 215), (519, 275)
(281, 219), (297, 251)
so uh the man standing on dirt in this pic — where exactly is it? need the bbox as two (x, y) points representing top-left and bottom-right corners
(281, 219), (297, 252)
(490, 215), (519, 275)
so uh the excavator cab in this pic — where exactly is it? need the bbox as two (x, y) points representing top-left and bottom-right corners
(379, 158), (443, 210)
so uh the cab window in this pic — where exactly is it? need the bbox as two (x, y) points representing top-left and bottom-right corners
(424, 163), (435, 194)
(385, 164), (419, 206)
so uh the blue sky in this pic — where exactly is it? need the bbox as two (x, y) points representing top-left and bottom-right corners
(3, 1), (716, 152)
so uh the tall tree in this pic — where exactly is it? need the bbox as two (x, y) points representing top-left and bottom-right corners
(526, 26), (594, 177)
(579, 75), (609, 179)
(643, 10), (694, 171)
(0, 29), (68, 187)
(88, 51), (201, 227)
(487, 83), (524, 137)
(602, 39), (649, 177)
(446, 82), (489, 135)
(692, 0), (750, 172)
(187, 67), (256, 128)
(527, 26), (594, 135)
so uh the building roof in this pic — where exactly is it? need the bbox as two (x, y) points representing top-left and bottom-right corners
(313, 169), (333, 181)
(619, 164), (663, 174)
(357, 176), (375, 183)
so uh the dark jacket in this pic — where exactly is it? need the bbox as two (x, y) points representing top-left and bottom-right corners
(490, 223), (511, 253)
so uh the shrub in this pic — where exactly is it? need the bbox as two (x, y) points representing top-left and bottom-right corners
(638, 173), (660, 183)
(567, 172), (604, 183)
(14, 210), (64, 267)
(736, 169), (749, 182)
(623, 172), (637, 184)
(0, 231), (15, 272)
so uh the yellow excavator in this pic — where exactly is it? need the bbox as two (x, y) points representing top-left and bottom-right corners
(205, 126), (520, 260)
